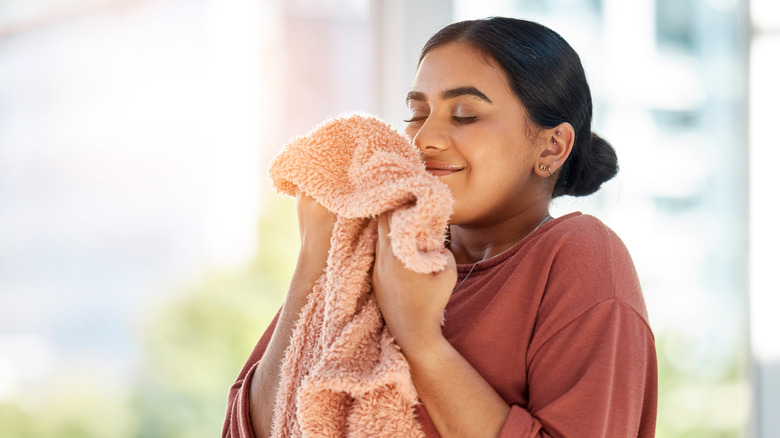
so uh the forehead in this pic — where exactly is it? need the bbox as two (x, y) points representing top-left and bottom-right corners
(411, 41), (514, 99)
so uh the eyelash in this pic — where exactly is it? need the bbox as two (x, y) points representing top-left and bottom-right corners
(452, 116), (477, 124)
(403, 115), (478, 124)
(403, 116), (426, 124)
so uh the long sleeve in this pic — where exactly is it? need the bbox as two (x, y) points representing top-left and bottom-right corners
(498, 299), (657, 437)
(223, 311), (280, 438)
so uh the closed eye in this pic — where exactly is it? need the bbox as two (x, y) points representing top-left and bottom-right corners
(452, 116), (477, 124)
(404, 115), (428, 124)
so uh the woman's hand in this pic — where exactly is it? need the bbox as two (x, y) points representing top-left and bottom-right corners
(292, 191), (337, 296)
(372, 213), (457, 354)
(297, 190), (336, 259)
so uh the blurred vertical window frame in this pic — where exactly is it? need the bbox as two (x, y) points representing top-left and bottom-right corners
(749, 0), (780, 437)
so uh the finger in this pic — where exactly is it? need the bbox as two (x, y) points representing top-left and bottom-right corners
(444, 247), (457, 270)
(376, 213), (391, 243)
(372, 214), (388, 280)
(375, 213), (394, 266)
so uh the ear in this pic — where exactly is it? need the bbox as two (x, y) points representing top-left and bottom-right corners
(534, 122), (574, 178)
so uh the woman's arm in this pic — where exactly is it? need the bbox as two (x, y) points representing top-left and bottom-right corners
(404, 336), (512, 437)
(246, 193), (336, 438)
(372, 214), (510, 437)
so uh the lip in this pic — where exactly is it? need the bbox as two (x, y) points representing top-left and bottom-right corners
(424, 161), (463, 176)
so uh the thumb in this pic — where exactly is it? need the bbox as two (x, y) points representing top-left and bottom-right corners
(376, 212), (391, 246)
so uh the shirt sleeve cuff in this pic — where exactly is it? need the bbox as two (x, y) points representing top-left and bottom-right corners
(229, 361), (260, 438)
(498, 405), (541, 438)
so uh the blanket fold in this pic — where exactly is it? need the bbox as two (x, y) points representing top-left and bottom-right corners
(268, 114), (453, 437)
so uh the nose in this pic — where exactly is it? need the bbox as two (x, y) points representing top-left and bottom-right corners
(407, 116), (450, 153)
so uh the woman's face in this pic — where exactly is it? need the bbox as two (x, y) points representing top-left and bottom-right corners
(405, 41), (542, 226)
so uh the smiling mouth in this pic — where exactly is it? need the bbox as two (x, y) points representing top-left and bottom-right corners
(424, 161), (463, 176)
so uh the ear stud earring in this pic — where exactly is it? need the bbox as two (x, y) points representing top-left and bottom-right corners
(539, 164), (554, 176)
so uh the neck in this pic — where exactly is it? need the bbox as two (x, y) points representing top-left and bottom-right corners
(448, 206), (551, 265)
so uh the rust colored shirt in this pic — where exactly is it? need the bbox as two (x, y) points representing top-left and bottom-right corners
(224, 212), (658, 437)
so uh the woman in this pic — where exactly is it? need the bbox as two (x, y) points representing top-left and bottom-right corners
(225, 17), (657, 437)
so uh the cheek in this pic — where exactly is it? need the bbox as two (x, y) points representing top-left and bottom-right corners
(469, 147), (529, 191)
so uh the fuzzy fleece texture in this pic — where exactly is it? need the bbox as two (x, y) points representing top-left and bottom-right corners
(268, 114), (454, 437)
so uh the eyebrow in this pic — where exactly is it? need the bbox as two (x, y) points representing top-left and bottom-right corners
(406, 86), (493, 105)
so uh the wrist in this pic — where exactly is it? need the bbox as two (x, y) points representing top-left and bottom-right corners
(396, 328), (448, 365)
(298, 237), (331, 268)
(295, 245), (328, 278)
(285, 252), (326, 310)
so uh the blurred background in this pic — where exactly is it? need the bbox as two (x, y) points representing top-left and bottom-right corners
(0, 0), (776, 436)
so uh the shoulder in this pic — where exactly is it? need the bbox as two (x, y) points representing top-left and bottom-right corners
(546, 212), (622, 251)
(544, 214), (639, 291)
(535, 212), (650, 324)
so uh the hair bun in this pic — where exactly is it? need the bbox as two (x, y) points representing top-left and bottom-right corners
(554, 132), (618, 197)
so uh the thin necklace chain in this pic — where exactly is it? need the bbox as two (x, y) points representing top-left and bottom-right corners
(451, 214), (552, 293)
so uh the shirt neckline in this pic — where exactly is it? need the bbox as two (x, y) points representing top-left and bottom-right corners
(454, 211), (582, 275)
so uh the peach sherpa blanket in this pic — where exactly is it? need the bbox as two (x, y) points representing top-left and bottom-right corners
(268, 114), (453, 437)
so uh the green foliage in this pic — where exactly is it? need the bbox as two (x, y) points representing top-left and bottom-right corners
(655, 330), (748, 438)
(133, 191), (298, 438)
(0, 191), (298, 438)
(0, 376), (135, 438)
